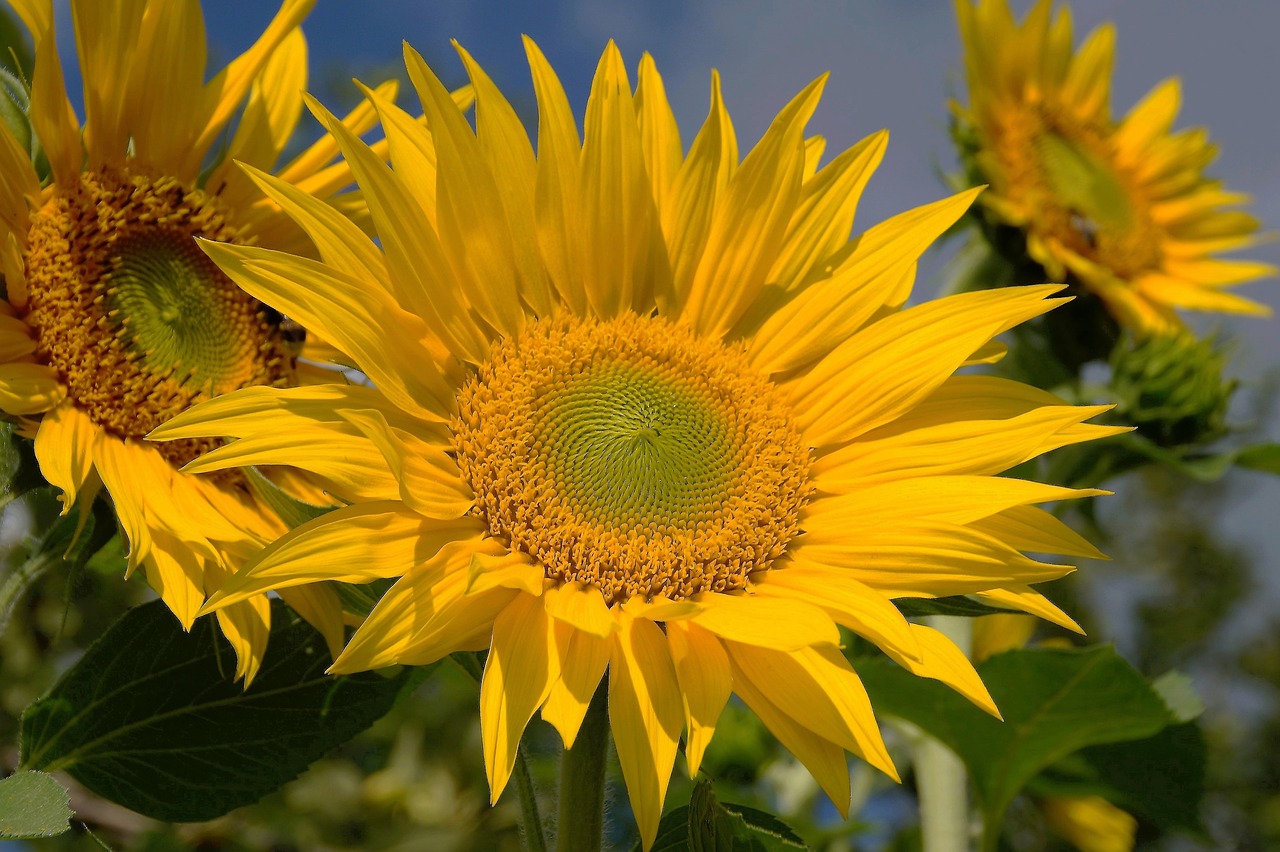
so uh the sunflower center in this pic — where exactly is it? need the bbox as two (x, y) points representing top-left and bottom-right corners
(994, 107), (1163, 277)
(454, 314), (811, 605)
(20, 167), (295, 468)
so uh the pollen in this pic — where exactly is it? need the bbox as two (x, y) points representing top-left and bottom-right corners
(19, 167), (296, 468)
(454, 313), (811, 605)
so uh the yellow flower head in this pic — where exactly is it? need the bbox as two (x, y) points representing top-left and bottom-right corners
(0, 0), (402, 682)
(157, 41), (1123, 847)
(954, 0), (1273, 334)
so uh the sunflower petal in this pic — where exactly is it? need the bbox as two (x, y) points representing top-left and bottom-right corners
(666, 621), (731, 777)
(609, 611), (683, 850)
(481, 592), (562, 801)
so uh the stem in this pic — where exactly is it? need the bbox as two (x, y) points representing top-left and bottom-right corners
(916, 615), (974, 852)
(515, 742), (549, 852)
(556, 679), (609, 852)
(0, 551), (57, 638)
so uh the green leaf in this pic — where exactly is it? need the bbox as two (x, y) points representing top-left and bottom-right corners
(860, 646), (1173, 832)
(0, 770), (72, 839)
(0, 493), (116, 637)
(244, 466), (335, 529)
(892, 596), (1020, 619)
(641, 781), (810, 851)
(20, 599), (420, 822)
(1235, 442), (1280, 475)
(1034, 721), (1206, 834)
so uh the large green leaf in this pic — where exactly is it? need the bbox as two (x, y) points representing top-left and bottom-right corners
(642, 780), (808, 851)
(1033, 721), (1206, 834)
(859, 646), (1173, 832)
(0, 770), (71, 839)
(20, 599), (421, 821)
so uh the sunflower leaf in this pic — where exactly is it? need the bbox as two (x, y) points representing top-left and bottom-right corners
(18, 599), (418, 822)
(860, 645), (1178, 835)
(891, 596), (1020, 619)
(1030, 720), (1207, 834)
(0, 770), (72, 839)
(641, 780), (810, 851)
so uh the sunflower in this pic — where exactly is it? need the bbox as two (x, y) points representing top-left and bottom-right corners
(0, 0), (408, 682)
(155, 41), (1122, 846)
(953, 0), (1273, 334)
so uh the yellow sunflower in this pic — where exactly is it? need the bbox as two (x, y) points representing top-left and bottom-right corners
(954, 0), (1273, 334)
(155, 41), (1123, 846)
(0, 0), (409, 682)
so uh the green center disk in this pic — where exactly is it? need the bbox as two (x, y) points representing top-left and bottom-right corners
(105, 228), (251, 393)
(536, 361), (738, 533)
(1036, 130), (1135, 234)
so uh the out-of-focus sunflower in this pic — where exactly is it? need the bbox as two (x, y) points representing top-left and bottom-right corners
(156, 40), (1122, 846)
(953, 0), (1272, 334)
(0, 0), (407, 682)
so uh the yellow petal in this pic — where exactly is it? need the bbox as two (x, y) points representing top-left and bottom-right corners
(200, 241), (456, 420)
(728, 643), (895, 776)
(812, 404), (1121, 487)
(331, 538), (512, 672)
(731, 664), (854, 812)
(969, 504), (1108, 561)
(209, 29), (308, 207)
(130, 0), (208, 177)
(690, 592), (840, 650)
(752, 564), (921, 664)
(339, 407), (474, 519)
(180, 425), (402, 505)
(403, 44), (527, 338)
(578, 41), (667, 319)
(635, 53), (683, 218)
(211, 592), (271, 684)
(33, 402), (98, 515)
(891, 624), (1000, 717)
(525, 36), (587, 315)
(26, 11), (82, 186)
(468, 550), (544, 596)
(542, 582), (617, 638)
(666, 621), (731, 777)
(786, 285), (1066, 446)
(454, 42), (555, 318)
(541, 629), (610, 748)
(662, 71), (737, 311)
(609, 611), (683, 850)
(975, 586), (1084, 634)
(303, 91), (491, 363)
(681, 77), (821, 337)
(792, 522), (1074, 597)
(201, 504), (484, 611)
(805, 476), (1104, 530)
(764, 129), (888, 293)
(143, 527), (207, 630)
(192, 0), (314, 159)
(481, 592), (561, 801)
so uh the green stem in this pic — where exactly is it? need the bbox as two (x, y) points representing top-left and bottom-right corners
(0, 550), (57, 638)
(916, 615), (974, 852)
(515, 741), (549, 852)
(556, 679), (609, 852)
(452, 653), (549, 852)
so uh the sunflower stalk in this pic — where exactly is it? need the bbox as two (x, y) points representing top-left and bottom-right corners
(916, 615), (975, 852)
(557, 679), (609, 852)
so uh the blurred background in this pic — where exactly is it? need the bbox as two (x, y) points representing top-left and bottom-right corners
(3, 1), (1279, 849)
